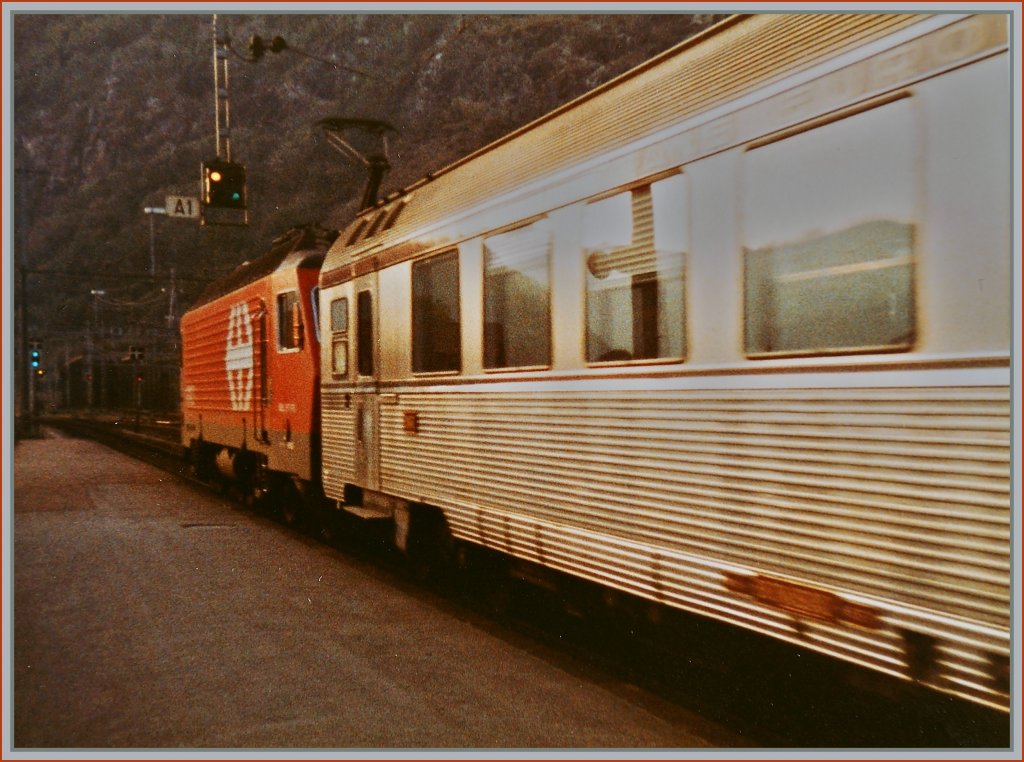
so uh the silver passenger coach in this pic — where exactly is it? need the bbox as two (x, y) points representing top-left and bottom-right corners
(317, 14), (1012, 710)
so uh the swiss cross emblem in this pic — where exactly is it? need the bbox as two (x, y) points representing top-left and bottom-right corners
(225, 302), (254, 411)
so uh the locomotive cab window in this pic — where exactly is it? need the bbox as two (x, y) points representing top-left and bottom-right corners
(583, 173), (687, 363)
(277, 291), (303, 351)
(743, 95), (917, 357)
(329, 297), (349, 376)
(412, 250), (461, 373)
(484, 218), (551, 369)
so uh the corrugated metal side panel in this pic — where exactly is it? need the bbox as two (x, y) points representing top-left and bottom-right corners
(326, 13), (920, 270)
(443, 504), (1006, 708)
(180, 294), (265, 415)
(321, 389), (355, 499)
(181, 306), (232, 413)
(378, 385), (1010, 630)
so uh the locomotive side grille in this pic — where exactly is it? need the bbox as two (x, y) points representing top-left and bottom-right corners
(378, 384), (1010, 631)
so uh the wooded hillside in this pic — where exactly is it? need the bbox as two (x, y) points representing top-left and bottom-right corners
(13, 12), (723, 331)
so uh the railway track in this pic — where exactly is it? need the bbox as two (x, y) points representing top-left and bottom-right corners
(45, 414), (1011, 749)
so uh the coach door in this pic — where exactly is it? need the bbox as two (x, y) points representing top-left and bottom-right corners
(352, 274), (380, 491)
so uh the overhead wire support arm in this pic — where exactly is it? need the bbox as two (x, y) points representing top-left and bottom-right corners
(323, 132), (371, 168)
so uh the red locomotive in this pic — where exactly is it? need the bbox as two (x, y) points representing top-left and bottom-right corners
(180, 225), (336, 521)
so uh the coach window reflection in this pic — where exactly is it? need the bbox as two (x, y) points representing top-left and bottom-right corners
(583, 173), (687, 363)
(743, 98), (916, 356)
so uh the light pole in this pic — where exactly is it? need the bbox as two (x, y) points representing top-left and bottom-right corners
(90, 289), (106, 409)
(16, 166), (48, 429)
(143, 206), (167, 275)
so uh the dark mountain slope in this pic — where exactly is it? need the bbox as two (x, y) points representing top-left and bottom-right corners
(13, 12), (723, 330)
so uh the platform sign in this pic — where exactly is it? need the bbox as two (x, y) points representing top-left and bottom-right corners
(165, 195), (200, 219)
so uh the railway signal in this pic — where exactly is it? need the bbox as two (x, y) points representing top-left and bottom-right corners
(202, 160), (247, 209)
(200, 159), (249, 227)
(29, 340), (41, 369)
(203, 16), (249, 228)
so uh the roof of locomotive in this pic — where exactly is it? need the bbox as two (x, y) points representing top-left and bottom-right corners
(190, 224), (339, 310)
(322, 12), (922, 277)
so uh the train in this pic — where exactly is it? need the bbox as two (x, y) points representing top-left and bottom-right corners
(180, 13), (1012, 711)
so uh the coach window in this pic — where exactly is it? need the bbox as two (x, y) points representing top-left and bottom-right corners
(330, 296), (348, 376)
(583, 173), (687, 363)
(356, 291), (374, 376)
(412, 250), (461, 373)
(484, 218), (551, 369)
(277, 291), (303, 351)
(743, 96), (916, 357)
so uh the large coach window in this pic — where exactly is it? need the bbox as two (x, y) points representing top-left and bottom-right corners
(412, 250), (461, 373)
(484, 219), (551, 368)
(330, 297), (348, 375)
(277, 291), (303, 351)
(743, 96), (916, 356)
(583, 173), (687, 363)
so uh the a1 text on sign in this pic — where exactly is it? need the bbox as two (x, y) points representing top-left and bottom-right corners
(166, 195), (200, 219)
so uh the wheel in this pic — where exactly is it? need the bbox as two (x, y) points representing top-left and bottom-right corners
(469, 547), (514, 617)
(279, 492), (302, 527)
(315, 497), (345, 545)
(405, 507), (456, 586)
(318, 510), (337, 543)
(190, 441), (217, 482)
(266, 474), (303, 528)
(232, 450), (262, 508)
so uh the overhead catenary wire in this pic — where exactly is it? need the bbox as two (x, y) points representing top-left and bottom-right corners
(21, 267), (217, 284)
(93, 289), (169, 309)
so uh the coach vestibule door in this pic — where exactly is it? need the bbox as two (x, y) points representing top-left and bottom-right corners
(352, 274), (380, 491)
